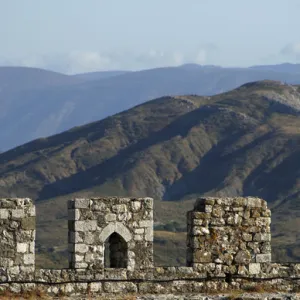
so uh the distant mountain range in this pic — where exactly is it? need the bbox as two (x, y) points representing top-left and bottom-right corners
(1, 63), (300, 151)
(1, 80), (300, 264)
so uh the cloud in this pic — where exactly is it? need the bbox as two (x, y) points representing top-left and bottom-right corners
(0, 46), (217, 74)
(281, 42), (300, 59)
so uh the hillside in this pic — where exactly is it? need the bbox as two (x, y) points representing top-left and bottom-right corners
(2, 64), (300, 151)
(1, 80), (300, 265)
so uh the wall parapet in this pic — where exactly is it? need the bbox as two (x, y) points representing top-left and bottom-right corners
(0, 196), (300, 297)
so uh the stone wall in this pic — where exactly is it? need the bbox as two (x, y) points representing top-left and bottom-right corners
(0, 198), (35, 282)
(1, 196), (300, 297)
(187, 197), (271, 275)
(68, 197), (153, 270)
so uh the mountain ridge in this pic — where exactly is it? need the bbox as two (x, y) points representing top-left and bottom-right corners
(2, 64), (300, 151)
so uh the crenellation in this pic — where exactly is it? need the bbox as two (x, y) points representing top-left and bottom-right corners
(1, 196), (300, 297)
(0, 198), (35, 281)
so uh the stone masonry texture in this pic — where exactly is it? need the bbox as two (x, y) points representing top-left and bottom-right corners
(1, 196), (300, 298)
(0, 198), (35, 281)
(68, 197), (154, 270)
(187, 197), (271, 270)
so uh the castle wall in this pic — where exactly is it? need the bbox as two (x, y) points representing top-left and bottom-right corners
(0, 198), (35, 281)
(0, 196), (300, 298)
(68, 197), (154, 270)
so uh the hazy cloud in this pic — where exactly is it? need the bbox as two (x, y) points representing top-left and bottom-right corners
(0, 46), (217, 74)
(281, 42), (300, 59)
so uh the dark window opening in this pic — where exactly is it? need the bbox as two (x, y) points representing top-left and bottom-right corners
(104, 232), (128, 268)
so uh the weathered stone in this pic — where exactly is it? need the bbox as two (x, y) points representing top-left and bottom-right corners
(234, 250), (251, 264)
(249, 263), (261, 274)
(24, 254), (34, 265)
(16, 243), (27, 253)
(192, 226), (209, 235)
(74, 244), (89, 253)
(256, 253), (271, 263)
(0, 209), (9, 219)
(105, 213), (117, 222)
(90, 282), (102, 292)
(73, 198), (90, 209)
(11, 209), (25, 219)
(139, 220), (152, 227)
(74, 220), (97, 232)
(68, 197), (153, 270)
(253, 233), (271, 242)
(193, 250), (212, 263)
(145, 227), (153, 241)
(131, 201), (141, 211)
(242, 233), (253, 242)
(112, 204), (127, 213)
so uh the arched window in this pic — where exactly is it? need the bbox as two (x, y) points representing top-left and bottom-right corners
(104, 232), (128, 268)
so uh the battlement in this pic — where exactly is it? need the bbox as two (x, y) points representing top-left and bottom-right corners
(0, 198), (35, 281)
(68, 197), (153, 270)
(0, 196), (299, 297)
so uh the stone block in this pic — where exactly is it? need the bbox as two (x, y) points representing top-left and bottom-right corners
(17, 243), (27, 253)
(83, 232), (94, 244)
(131, 201), (141, 211)
(28, 206), (36, 217)
(112, 204), (127, 213)
(253, 233), (271, 242)
(29, 242), (35, 253)
(0, 209), (8, 219)
(134, 228), (144, 234)
(103, 282), (138, 293)
(205, 205), (213, 213)
(145, 227), (153, 241)
(23, 254), (34, 265)
(192, 226), (209, 235)
(242, 233), (253, 242)
(249, 263), (261, 275)
(139, 220), (152, 227)
(74, 244), (89, 253)
(73, 199), (90, 209)
(73, 262), (88, 269)
(74, 254), (84, 262)
(134, 234), (143, 241)
(246, 197), (263, 208)
(105, 213), (117, 222)
(234, 250), (251, 264)
(144, 198), (153, 209)
(256, 253), (271, 263)
(12, 209), (25, 219)
(90, 282), (102, 292)
(193, 250), (212, 263)
(74, 220), (97, 232)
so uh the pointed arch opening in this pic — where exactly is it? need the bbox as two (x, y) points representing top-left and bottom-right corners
(104, 232), (128, 268)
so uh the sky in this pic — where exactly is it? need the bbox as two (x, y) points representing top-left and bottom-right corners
(0, 0), (300, 74)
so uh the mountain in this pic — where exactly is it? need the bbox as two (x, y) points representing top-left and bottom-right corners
(1, 80), (300, 265)
(0, 66), (81, 91)
(250, 63), (300, 74)
(72, 70), (131, 80)
(2, 64), (300, 151)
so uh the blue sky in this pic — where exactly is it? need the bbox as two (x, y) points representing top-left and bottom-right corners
(1, 0), (300, 73)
